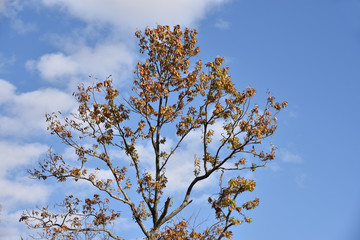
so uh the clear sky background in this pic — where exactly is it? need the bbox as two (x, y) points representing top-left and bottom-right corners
(0, 0), (360, 239)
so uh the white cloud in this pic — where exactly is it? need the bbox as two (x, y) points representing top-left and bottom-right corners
(41, 0), (228, 31)
(0, 79), (16, 104)
(85, 168), (114, 182)
(26, 0), (229, 88)
(148, 129), (221, 193)
(0, 0), (232, 238)
(278, 148), (303, 163)
(0, 80), (76, 137)
(164, 149), (199, 191)
(125, 120), (245, 194)
(0, 141), (50, 207)
(0, 141), (47, 176)
(0, 210), (26, 240)
(115, 217), (137, 230)
(0, 178), (50, 206)
(192, 193), (212, 205)
(0, 141), (51, 238)
(26, 53), (77, 81)
(215, 18), (230, 30)
(26, 42), (135, 86)
(62, 146), (79, 162)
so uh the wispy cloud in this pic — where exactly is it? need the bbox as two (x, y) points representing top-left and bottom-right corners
(0, 0), (6, 13)
(0, 79), (76, 138)
(26, 42), (135, 88)
(0, 79), (16, 104)
(0, 78), (74, 237)
(268, 162), (281, 172)
(289, 111), (297, 118)
(0, 141), (51, 229)
(278, 148), (303, 163)
(215, 18), (230, 30)
(40, 0), (229, 31)
(295, 172), (307, 188)
(0, 209), (27, 240)
(0, 141), (47, 176)
(0, 53), (15, 72)
(0, 0), (14, 16)
(26, 0), (230, 89)
(0, 139), (53, 238)
(0, 0), (36, 34)
(10, 18), (36, 34)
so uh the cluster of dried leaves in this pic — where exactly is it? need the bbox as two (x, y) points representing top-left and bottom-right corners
(20, 25), (287, 240)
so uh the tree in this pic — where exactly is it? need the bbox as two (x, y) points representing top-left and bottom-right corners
(20, 25), (287, 240)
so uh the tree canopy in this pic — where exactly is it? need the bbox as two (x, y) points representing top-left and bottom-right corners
(20, 25), (287, 240)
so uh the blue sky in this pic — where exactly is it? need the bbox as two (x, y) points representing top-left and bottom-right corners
(1, 0), (360, 239)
